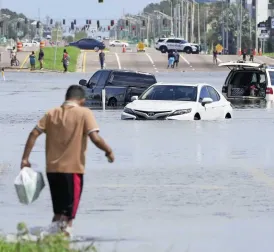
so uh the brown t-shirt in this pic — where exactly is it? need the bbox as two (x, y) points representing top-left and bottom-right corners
(35, 102), (99, 174)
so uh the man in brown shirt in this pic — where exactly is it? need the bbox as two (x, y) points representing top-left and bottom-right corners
(20, 85), (114, 236)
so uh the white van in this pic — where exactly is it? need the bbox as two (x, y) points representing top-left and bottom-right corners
(219, 61), (274, 101)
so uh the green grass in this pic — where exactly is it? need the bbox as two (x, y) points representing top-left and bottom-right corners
(0, 223), (97, 252)
(35, 46), (80, 72)
(263, 53), (274, 57)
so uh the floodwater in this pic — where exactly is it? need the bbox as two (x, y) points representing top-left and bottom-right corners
(0, 71), (274, 252)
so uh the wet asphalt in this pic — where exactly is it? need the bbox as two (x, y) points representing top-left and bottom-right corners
(0, 71), (273, 252)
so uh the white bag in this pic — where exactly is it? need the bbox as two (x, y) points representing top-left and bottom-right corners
(14, 167), (45, 205)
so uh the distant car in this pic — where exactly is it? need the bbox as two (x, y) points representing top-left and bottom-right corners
(121, 83), (233, 120)
(109, 40), (129, 47)
(155, 37), (199, 54)
(219, 61), (274, 101)
(69, 38), (105, 50)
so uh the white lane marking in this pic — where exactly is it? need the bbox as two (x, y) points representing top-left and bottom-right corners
(247, 168), (274, 189)
(146, 53), (158, 72)
(115, 53), (121, 69)
(180, 54), (190, 65)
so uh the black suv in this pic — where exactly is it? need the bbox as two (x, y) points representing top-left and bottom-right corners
(79, 69), (157, 108)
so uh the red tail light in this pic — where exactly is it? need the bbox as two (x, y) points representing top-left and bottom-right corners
(266, 87), (273, 94)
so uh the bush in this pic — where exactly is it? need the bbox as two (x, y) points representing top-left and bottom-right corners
(0, 222), (97, 252)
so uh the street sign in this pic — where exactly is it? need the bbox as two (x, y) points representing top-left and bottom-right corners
(215, 44), (223, 53)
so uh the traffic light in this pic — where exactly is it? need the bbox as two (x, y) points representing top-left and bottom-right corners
(98, 0), (103, 2)
(71, 22), (74, 30)
(0, 22), (2, 28)
(50, 19), (53, 25)
(111, 20), (114, 26)
(17, 22), (20, 29)
(132, 26), (135, 31)
(126, 20), (129, 26)
(74, 19), (76, 25)
(142, 20), (145, 26)
(25, 18), (28, 24)
(120, 26), (123, 30)
(63, 19), (65, 25)
(89, 20), (91, 24)
(36, 21), (40, 28)
(97, 20), (100, 28)
(163, 18), (167, 26)
(108, 25), (110, 30)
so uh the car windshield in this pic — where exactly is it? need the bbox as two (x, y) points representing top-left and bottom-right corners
(139, 85), (197, 101)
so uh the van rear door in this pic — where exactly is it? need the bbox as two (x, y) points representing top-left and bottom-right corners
(266, 69), (274, 98)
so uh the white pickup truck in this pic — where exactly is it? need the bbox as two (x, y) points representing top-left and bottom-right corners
(22, 40), (40, 47)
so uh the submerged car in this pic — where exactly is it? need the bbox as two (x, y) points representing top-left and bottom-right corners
(219, 61), (274, 101)
(121, 83), (233, 120)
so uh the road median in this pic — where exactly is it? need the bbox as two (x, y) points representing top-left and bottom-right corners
(35, 46), (80, 72)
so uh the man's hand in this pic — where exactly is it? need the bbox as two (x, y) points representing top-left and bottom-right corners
(105, 150), (114, 163)
(21, 159), (31, 169)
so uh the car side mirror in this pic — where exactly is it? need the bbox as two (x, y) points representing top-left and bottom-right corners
(201, 97), (213, 106)
(79, 79), (87, 86)
(131, 96), (138, 101)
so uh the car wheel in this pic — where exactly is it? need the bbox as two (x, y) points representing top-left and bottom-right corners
(160, 46), (167, 53)
(111, 44), (115, 47)
(194, 113), (201, 120)
(225, 113), (232, 119)
(184, 47), (192, 54)
(108, 98), (117, 107)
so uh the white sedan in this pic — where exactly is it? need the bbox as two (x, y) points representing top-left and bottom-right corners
(121, 83), (233, 120)
(109, 40), (129, 47)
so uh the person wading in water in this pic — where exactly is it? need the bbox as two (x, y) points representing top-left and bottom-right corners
(20, 85), (114, 237)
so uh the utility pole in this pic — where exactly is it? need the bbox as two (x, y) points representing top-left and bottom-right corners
(170, 0), (174, 35)
(204, 6), (208, 53)
(181, 0), (184, 38)
(191, 1), (194, 42)
(178, 4), (180, 37)
(197, 2), (200, 44)
(222, 0), (225, 50)
(186, 0), (189, 41)
(239, 0), (242, 50)
(255, 0), (258, 51)
(226, 0), (229, 53)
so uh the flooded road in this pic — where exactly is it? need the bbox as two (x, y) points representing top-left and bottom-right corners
(0, 72), (274, 252)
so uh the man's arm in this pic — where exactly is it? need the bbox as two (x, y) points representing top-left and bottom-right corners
(88, 131), (113, 159)
(21, 113), (47, 168)
(21, 128), (42, 168)
(84, 109), (114, 162)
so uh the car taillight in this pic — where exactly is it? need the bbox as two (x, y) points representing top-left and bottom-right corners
(266, 87), (273, 94)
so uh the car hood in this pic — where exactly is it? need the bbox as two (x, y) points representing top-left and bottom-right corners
(126, 100), (196, 111)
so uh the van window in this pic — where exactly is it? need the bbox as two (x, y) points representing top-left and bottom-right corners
(268, 71), (274, 85)
(97, 71), (110, 86)
(111, 72), (156, 87)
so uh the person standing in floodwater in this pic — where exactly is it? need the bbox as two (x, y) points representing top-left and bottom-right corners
(29, 51), (36, 71)
(20, 85), (114, 237)
(99, 50), (105, 69)
(38, 49), (44, 70)
(62, 49), (70, 73)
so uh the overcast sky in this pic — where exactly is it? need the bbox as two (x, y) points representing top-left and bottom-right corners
(2, 0), (161, 24)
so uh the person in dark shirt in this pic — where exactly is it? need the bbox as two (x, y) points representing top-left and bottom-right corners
(173, 50), (180, 68)
(213, 49), (218, 65)
(62, 49), (70, 73)
(29, 51), (36, 71)
(38, 49), (44, 70)
(167, 50), (175, 68)
(99, 50), (105, 69)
